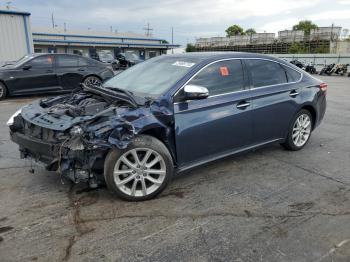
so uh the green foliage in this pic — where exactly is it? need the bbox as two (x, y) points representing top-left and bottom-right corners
(186, 43), (196, 52)
(161, 40), (169, 44)
(226, 25), (245, 37)
(314, 46), (329, 54)
(292, 20), (318, 35)
(288, 42), (308, 54)
(245, 28), (256, 35)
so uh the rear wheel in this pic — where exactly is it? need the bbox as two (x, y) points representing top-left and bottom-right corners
(104, 135), (174, 201)
(83, 76), (102, 87)
(282, 109), (313, 151)
(0, 82), (7, 100)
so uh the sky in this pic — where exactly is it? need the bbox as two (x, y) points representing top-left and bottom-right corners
(2, 0), (350, 46)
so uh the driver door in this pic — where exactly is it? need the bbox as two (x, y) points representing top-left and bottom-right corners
(173, 59), (254, 169)
(8, 55), (59, 95)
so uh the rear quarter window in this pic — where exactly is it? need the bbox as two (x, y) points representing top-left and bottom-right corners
(282, 65), (302, 82)
(246, 59), (287, 88)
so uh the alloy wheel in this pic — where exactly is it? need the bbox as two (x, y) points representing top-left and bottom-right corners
(0, 85), (4, 98)
(292, 114), (312, 147)
(83, 76), (101, 87)
(113, 148), (167, 197)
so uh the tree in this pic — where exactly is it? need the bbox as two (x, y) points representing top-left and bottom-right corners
(225, 25), (245, 37)
(293, 20), (318, 35)
(161, 40), (169, 44)
(288, 42), (308, 54)
(186, 43), (196, 52)
(245, 28), (256, 35)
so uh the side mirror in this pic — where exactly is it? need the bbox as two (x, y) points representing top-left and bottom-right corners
(22, 64), (31, 70)
(183, 84), (209, 100)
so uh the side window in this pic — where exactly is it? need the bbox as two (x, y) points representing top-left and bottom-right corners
(189, 60), (245, 96)
(28, 55), (53, 68)
(283, 65), (302, 82)
(78, 57), (89, 67)
(57, 56), (79, 67)
(246, 60), (287, 88)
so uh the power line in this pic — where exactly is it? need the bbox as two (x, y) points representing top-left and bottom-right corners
(143, 22), (153, 37)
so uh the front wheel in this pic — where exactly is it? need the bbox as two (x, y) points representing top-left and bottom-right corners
(104, 135), (174, 201)
(282, 110), (313, 151)
(83, 76), (102, 87)
(0, 82), (7, 100)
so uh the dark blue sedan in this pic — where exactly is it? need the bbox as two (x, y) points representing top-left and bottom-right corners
(9, 52), (327, 201)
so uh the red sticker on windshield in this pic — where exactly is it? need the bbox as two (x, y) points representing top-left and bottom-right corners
(220, 66), (229, 76)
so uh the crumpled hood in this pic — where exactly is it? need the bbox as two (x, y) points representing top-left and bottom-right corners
(19, 91), (174, 150)
(20, 99), (113, 131)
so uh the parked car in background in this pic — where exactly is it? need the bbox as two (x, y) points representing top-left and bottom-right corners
(290, 59), (304, 69)
(8, 52), (327, 201)
(0, 53), (114, 99)
(290, 60), (316, 74)
(113, 52), (144, 70)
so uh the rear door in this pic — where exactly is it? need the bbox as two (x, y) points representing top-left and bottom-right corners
(56, 55), (85, 90)
(8, 55), (59, 94)
(244, 59), (303, 144)
(174, 59), (254, 168)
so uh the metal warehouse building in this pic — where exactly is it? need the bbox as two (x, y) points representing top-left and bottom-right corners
(0, 9), (33, 64)
(32, 28), (179, 60)
(0, 9), (179, 64)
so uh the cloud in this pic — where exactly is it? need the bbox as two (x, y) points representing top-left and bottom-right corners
(12, 0), (350, 45)
(89, 0), (322, 26)
(307, 9), (350, 21)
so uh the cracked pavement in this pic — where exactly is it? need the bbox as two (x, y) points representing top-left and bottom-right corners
(0, 76), (349, 262)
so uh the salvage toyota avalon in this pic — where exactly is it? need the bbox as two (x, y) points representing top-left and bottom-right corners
(8, 52), (327, 201)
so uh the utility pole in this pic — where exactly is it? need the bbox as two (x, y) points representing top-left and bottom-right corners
(171, 27), (174, 54)
(143, 23), (153, 37)
(51, 13), (55, 29)
(64, 22), (67, 32)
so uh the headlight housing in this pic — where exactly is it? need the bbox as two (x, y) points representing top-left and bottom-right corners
(6, 108), (22, 126)
(70, 125), (84, 136)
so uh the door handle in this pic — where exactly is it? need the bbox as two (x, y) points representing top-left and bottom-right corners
(236, 101), (250, 109)
(46, 69), (53, 73)
(78, 68), (85, 71)
(289, 90), (299, 97)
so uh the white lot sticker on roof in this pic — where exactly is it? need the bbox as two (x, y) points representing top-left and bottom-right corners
(172, 61), (195, 67)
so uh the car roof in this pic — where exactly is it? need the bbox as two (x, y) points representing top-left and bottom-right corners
(30, 53), (86, 58)
(162, 52), (287, 64)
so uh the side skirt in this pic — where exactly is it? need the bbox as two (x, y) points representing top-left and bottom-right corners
(176, 138), (284, 174)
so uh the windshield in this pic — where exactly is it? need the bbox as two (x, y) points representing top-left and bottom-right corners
(4, 55), (34, 67)
(125, 52), (139, 61)
(103, 56), (199, 97)
(98, 52), (114, 62)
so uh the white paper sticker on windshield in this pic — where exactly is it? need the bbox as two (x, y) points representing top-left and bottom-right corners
(172, 61), (195, 68)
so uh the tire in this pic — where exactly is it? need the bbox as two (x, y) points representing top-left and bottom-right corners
(281, 109), (313, 151)
(104, 135), (174, 201)
(0, 82), (7, 100)
(83, 76), (102, 87)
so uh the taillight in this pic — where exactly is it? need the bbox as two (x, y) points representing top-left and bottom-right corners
(319, 83), (328, 94)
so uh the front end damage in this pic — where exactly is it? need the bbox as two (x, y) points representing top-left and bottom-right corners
(9, 90), (174, 187)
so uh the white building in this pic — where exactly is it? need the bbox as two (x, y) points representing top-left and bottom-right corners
(0, 9), (33, 64)
(32, 28), (178, 60)
(0, 9), (178, 64)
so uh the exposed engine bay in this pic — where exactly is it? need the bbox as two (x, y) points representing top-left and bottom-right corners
(9, 88), (174, 188)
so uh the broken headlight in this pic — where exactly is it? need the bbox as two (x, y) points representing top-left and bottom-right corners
(6, 108), (22, 126)
(70, 125), (84, 136)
